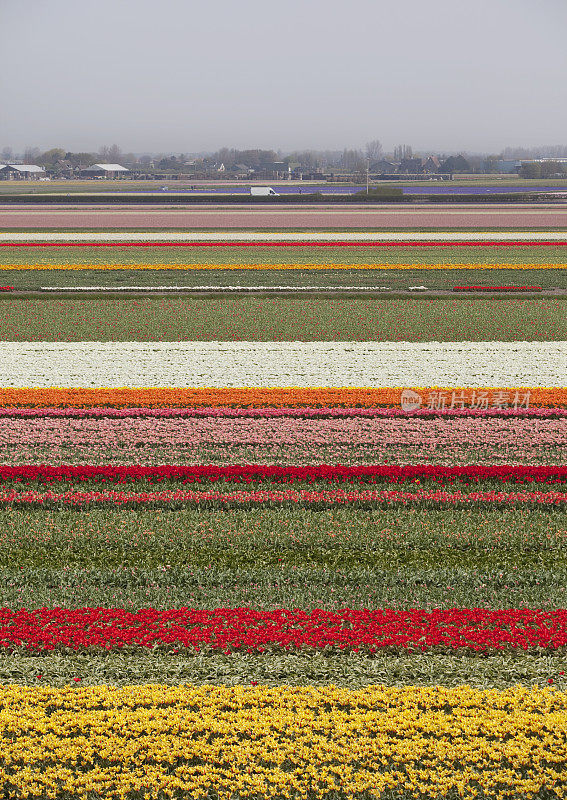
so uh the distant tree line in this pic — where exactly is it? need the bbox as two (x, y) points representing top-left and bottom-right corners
(519, 161), (567, 178)
(2, 141), (567, 178)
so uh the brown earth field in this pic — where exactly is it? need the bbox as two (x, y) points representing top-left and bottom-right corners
(1, 203), (567, 229)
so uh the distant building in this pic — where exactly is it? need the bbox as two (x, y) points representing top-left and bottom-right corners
(0, 164), (45, 180)
(259, 162), (290, 179)
(497, 160), (520, 173)
(370, 160), (398, 174)
(398, 157), (425, 174)
(80, 163), (129, 178)
(519, 158), (567, 165)
(423, 156), (441, 173)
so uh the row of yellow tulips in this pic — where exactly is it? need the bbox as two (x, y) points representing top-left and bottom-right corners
(0, 262), (565, 270)
(1, 684), (565, 799)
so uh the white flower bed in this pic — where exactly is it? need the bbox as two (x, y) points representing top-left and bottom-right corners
(37, 286), (393, 293)
(0, 341), (564, 388)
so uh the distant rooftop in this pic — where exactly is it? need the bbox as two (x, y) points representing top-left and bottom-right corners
(82, 163), (129, 172)
(0, 164), (45, 172)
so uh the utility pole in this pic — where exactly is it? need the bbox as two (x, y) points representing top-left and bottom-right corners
(366, 158), (370, 195)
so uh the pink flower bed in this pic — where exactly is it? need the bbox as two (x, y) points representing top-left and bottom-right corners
(0, 487), (564, 508)
(0, 406), (564, 419)
(0, 416), (564, 466)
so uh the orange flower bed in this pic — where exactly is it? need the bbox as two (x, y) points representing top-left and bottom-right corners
(0, 387), (565, 408)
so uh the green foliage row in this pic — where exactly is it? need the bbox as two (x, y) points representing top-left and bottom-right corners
(1, 650), (565, 689)
(0, 296), (565, 340)
(1, 268), (565, 291)
(1, 563), (565, 610)
(0, 508), (565, 571)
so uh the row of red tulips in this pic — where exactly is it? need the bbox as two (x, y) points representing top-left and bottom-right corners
(453, 286), (542, 292)
(0, 464), (564, 484)
(0, 488), (564, 508)
(2, 607), (567, 653)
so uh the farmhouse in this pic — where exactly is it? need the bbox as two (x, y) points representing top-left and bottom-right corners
(0, 164), (45, 180)
(80, 163), (129, 178)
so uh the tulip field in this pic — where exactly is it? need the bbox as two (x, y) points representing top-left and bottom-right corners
(0, 240), (567, 290)
(0, 231), (566, 798)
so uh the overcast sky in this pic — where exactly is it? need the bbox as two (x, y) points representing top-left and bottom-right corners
(1, 0), (566, 155)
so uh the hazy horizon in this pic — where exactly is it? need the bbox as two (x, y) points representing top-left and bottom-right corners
(2, 0), (566, 154)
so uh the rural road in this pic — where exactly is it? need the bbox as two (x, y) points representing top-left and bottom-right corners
(1, 203), (567, 229)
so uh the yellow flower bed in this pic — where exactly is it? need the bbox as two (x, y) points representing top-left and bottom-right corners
(0, 262), (566, 270)
(1, 684), (566, 799)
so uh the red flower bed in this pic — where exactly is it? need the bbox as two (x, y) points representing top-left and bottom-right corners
(1, 241), (565, 248)
(1, 607), (566, 653)
(0, 464), (564, 485)
(0, 487), (564, 509)
(453, 286), (543, 292)
(0, 287), (14, 292)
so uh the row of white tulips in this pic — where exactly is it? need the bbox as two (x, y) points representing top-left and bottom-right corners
(37, 286), (394, 293)
(0, 341), (564, 388)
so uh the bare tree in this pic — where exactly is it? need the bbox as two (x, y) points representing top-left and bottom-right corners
(340, 148), (365, 171)
(365, 140), (383, 162)
(108, 144), (122, 162)
(23, 147), (41, 164)
(1, 146), (13, 162)
(394, 144), (413, 161)
(98, 144), (122, 162)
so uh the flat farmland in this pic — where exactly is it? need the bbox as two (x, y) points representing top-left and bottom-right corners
(1, 202), (567, 229)
(1, 296), (565, 341)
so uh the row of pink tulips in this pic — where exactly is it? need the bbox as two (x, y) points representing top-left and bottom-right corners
(0, 406), (564, 419)
(0, 487), (565, 508)
(0, 416), (563, 466)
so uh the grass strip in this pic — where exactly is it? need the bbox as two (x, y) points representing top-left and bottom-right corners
(0, 296), (566, 341)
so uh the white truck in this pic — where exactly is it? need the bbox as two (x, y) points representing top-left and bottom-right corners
(250, 186), (279, 196)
